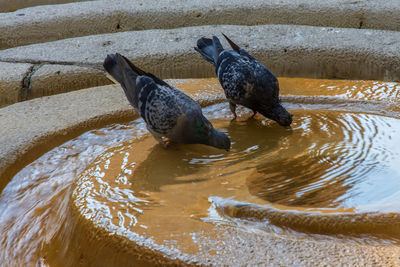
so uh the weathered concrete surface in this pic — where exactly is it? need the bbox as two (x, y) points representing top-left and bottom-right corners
(0, 63), (110, 108)
(0, 62), (33, 106)
(28, 64), (109, 103)
(0, 24), (399, 107)
(2, 24), (399, 81)
(1, 0), (400, 49)
(0, 0), (95, 12)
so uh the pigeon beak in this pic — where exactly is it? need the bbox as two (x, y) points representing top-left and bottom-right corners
(278, 113), (293, 127)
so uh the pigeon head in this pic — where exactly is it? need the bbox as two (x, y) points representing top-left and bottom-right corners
(259, 103), (293, 127)
(208, 128), (231, 151)
(192, 118), (231, 151)
(255, 77), (292, 126)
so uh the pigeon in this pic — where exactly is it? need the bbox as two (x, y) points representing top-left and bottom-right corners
(103, 53), (231, 151)
(195, 34), (292, 126)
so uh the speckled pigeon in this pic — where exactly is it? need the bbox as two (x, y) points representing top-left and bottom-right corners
(195, 34), (292, 126)
(103, 53), (231, 151)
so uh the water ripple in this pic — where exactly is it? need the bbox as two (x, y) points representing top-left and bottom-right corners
(248, 110), (400, 211)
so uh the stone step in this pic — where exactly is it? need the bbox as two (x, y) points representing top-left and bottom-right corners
(1, 0), (399, 49)
(0, 0), (94, 12)
(1, 24), (399, 107)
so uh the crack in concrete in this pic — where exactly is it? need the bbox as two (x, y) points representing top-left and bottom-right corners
(19, 64), (42, 102)
(0, 59), (103, 70)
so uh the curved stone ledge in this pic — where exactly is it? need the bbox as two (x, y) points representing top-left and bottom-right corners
(0, 62), (33, 106)
(1, 0), (399, 49)
(0, 0), (93, 12)
(2, 24), (399, 80)
(0, 63), (109, 107)
(0, 24), (399, 107)
(26, 64), (108, 104)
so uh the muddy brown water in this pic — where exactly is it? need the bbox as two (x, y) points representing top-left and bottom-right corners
(1, 78), (400, 265)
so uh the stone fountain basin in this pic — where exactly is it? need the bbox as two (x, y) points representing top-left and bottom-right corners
(3, 78), (400, 266)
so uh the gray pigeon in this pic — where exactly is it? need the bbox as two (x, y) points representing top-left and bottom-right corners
(195, 34), (292, 126)
(103, 53), (231, 151)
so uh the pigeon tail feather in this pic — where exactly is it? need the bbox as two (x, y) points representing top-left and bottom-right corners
(211, 36), (224, 62)
(116, 53), (169, 87)
(103, 54), (124, 85)
(221, 33), (240, 52)
(103, 53), (141, 107)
